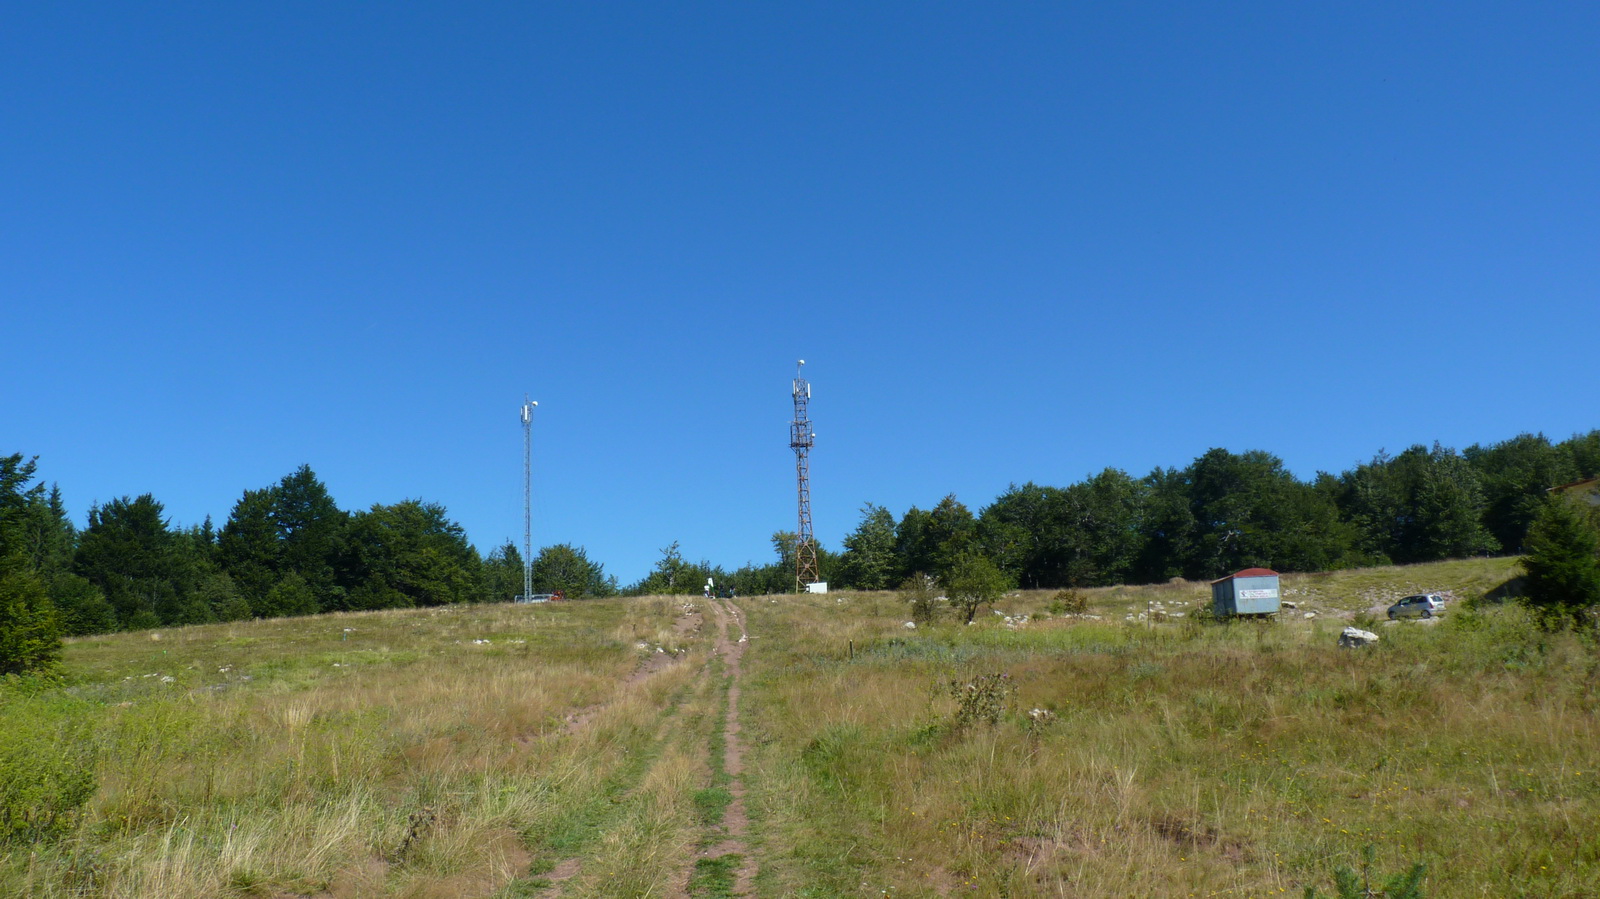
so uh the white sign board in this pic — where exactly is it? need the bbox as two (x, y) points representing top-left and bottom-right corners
(1238, 588), (1277, 600)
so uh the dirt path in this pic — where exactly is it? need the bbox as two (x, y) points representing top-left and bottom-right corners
(686, 596), (758, 895)
(535, 602), (702, 896)
(531, 597), (759, 897)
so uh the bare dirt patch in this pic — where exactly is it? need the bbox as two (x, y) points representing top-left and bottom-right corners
(1150, 816), (1247, 863)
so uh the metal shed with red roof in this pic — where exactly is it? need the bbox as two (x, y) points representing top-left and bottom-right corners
(1211, 567), (1281, 617)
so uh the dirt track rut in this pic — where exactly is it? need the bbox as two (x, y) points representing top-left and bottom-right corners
(537, 597), (759, 897)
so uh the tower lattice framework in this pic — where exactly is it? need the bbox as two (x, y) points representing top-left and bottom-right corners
(790, 361), (819, 590)
(520, 397), (537, 602)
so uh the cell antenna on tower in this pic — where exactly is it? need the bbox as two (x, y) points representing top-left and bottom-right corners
(520, 396), (538, 603)
(790, 360), (819, 590)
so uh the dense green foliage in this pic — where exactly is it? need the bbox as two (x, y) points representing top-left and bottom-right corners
(1520, 497), (1600, 618)
(0, 692), (95, 844)
(941, 552), (1011, 624)
(3, 427), (1597, 640)
(0, 454), (65, 673)
(530, 542), (616, 598)
(0, 456), (618, 639)
(825, 430), (1599, 591)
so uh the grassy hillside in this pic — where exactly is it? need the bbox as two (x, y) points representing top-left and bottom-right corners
(4, 557), (1598, 897)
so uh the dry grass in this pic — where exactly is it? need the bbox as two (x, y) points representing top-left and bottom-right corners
(6, 560), (1596, 897)
(2, 599), (688, 898)
(740, 559), (1600, 897)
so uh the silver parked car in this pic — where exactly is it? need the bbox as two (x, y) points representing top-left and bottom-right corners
(1387, 593), (1444, 619)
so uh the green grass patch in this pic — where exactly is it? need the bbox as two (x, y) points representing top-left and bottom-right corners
(688, 854), (742, 898)
(692, 786), (734, 827)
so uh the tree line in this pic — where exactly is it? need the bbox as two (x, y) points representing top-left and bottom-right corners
(4, 428), (1598, 674)
(824, 431), (1600, 592)
(0, 458), (615, 667)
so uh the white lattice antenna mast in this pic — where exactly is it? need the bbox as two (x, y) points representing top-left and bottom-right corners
(790, 360), (819, 590)
(520, 396), (538, 601)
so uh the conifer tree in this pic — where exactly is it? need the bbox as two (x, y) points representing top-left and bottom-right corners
(1521, 497), (1600, 620)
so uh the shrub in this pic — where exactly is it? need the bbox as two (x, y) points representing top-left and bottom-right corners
(901, 573), (941, 625)
(946, 673), (1015, 728)
(1047, 589), (1089, 615)
(0, 691), (96, 844)
(0, 570), (62, 676)
(1303, 845), (1426, 898)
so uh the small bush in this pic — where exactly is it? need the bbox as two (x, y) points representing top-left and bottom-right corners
(901, 573), (941, 625)
(1047, 589), (1089, 615)
(1304, 845), (1426, 898)
(0, 570), (62, 676)
(0, 691), (96, 844)
(946, 673), (1015, 728)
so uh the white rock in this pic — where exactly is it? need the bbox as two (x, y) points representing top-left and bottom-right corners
(1304, 611), (1316, 619)
(1339, 627), (1380, 648)
(903, 621), (917, 629)
(1283, 601), (1298, 610)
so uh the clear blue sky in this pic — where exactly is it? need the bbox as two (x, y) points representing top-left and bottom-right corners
(4, 2), (1596, 584)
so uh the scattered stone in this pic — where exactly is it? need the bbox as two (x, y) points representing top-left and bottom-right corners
(903, 621), (917, 629)
(1304, 611), (1316, 619)
(1283, 601), (1298, 610)
(1339, 627), (1380, 648)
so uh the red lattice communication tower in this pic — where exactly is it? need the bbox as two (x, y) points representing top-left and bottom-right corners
(790, 360), (819, 590)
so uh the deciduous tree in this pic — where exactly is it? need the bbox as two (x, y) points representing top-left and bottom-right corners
(835, 504), (898, 591)
(942, 552), (1010, 624)
(531, 543), (613, 598)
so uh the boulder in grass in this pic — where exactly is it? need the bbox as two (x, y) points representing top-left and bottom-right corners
(903, 621), (917, 629)
(1339, 627), (1380, 648)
